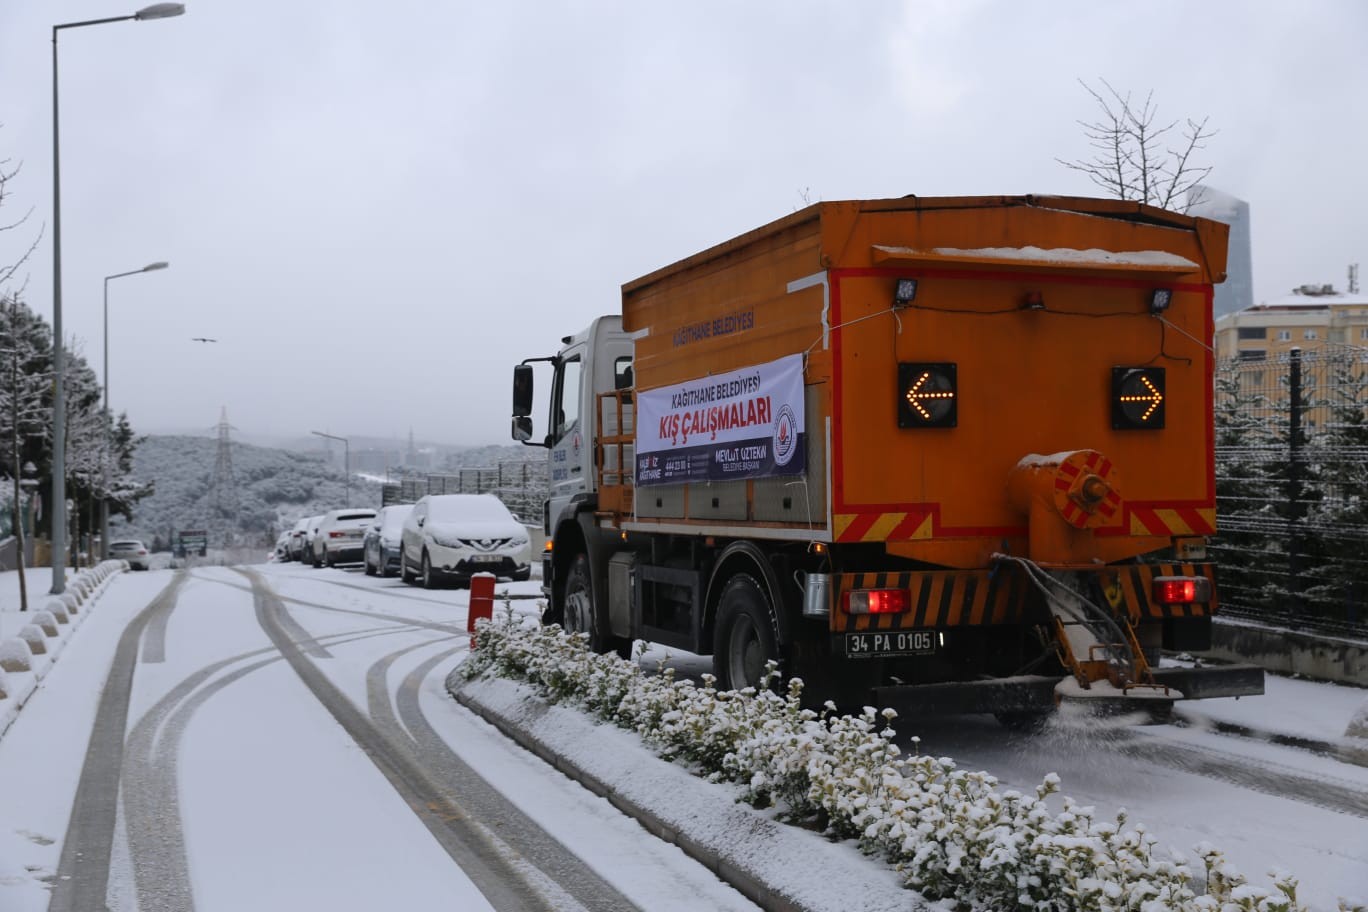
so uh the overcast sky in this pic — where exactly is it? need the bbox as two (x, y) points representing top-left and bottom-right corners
(1, 1), (1364, 448)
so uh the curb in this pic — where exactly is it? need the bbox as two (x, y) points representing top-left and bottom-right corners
(446, 670), (919, 912)
(0, 561), (128, 743)
(1172, 707), (1368, 769)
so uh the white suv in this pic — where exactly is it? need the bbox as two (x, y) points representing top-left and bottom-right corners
(400, 494), (530, 588)
(311, 508), (378, 567)
(109, 539), (152, 570)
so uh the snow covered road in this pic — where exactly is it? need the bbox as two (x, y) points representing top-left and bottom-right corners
(0, 565), (756, 912)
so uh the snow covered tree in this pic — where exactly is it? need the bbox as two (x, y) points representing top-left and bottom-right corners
(1305, 350), (1368, 623)
(1211, 361), (1280, 614)
(1059, 78), (1216, 212)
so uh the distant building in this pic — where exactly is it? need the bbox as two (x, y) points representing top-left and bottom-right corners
(1188, 185), (1253, 319)
(1214, 284), (1368, 362)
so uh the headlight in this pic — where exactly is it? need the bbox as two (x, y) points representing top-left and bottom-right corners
(510, 536), (529, 547)
(428, 534), (464, 549)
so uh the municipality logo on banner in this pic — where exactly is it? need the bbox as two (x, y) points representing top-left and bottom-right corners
(635, 353), (806, 486)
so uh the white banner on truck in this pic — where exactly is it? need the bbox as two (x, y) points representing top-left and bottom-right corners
(635, 353), (805, 486)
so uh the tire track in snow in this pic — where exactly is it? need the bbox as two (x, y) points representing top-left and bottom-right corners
(243, 567), (638, 912)
(204, 572), (467, 633)
(121, 621), (423, 912)
(1118, 730), (1368, 819)
(394, 648), (641, 912)
(138, 572), (189, 663)
(49, 571), (186, 912)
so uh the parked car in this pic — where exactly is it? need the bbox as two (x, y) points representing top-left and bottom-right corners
(312, 507), (378, 567)
(400, 494), (531, 588)
(272, 533), (291, 562)
(287, 517), (312, 561)
(301, 514), (326, 564)
(109, 539), (152, 570)
(363, 504), (414, 577)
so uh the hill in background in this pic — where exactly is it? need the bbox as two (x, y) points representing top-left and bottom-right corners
(110, 435), (539, 549)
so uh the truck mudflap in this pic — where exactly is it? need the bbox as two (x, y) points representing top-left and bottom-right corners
(871, 664), (1265, 719)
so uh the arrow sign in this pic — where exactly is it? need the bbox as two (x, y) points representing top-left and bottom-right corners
(905, 371), (956, 419)
(1119, 375), (1163, 420)
(898, 362), (958, 428)
(1112, 367), (1166, 429)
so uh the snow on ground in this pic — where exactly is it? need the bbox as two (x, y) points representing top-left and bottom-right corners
(4, 561), (1367, 911)
(263, 564), (757, 911)
(0, 568), (174, 912)
(1176, 666), (1367, 743)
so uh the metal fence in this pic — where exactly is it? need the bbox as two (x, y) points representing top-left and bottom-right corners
(388, 459), (549, 526)
(1211, 345), (1368, 636)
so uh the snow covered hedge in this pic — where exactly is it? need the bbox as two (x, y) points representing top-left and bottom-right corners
(462, 614), (1361, 912)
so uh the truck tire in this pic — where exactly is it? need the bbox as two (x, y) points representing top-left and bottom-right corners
(561, 552), (631, 657)
(713, 573), (781, 692)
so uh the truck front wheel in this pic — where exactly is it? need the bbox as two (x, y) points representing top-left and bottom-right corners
(713, 573), (780, 692)
(561, 552), (631, 658)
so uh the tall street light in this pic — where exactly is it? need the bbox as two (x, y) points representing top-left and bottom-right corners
(50, 3), (185, 594)
(311, 431), (351, 507)
(100, 260), (169, 558)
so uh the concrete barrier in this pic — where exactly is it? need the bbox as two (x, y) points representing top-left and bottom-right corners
(17, 626), (45, 657)
(32, 612), (59, 638)
(1199, 618), (1368, 686)
(0, 640), (31, 673)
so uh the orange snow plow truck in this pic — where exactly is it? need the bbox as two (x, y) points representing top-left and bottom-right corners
(511, 195), (1263, 722)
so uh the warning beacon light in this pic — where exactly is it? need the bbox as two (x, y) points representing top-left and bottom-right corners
(898, 362), (957, 428)
(1112, 367), (1166, 429)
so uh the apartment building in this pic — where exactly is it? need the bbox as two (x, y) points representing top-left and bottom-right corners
(1215, 284), (1368, 363)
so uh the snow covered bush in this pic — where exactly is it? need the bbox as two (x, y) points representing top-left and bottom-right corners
(461, 613), (1349, 912)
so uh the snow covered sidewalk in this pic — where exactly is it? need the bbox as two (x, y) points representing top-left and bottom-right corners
(447, 672), (917, 912)
(1172, 662), (1368, 764)
(0, 563), (125, 741)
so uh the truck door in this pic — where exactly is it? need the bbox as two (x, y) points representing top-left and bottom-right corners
(548, 348), (588, 523)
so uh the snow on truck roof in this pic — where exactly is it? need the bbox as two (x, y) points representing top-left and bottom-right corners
(871, 245), (1200, 272)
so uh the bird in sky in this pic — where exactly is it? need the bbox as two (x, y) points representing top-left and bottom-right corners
(191, 337), (218, 343)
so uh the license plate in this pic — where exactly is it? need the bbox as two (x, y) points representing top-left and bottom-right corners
(844, 631), (935, 658)
(468, 554), (501, 563)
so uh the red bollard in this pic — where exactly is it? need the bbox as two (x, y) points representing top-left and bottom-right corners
(467, 572), (496, 648)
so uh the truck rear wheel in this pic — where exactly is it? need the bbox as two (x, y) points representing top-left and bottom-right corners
(713, 573), (780, 692)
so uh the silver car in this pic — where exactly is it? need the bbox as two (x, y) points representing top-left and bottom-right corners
(109, 539), (152, 570)
(312, 508), (378, 567)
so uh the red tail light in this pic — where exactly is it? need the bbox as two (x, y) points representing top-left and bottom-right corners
(329, 531), (346, 539)
(842, 589), (910, 615)
(1153, 576), (1212, 604)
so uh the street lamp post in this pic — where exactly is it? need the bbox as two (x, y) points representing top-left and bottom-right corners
(50, 2), (184, 594)
(311, 431), (351, 507)
(100, 261), (168, 558)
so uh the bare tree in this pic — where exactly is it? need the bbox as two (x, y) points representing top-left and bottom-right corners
(1058, 78), (1217, 213)
(0, 140), (42, 292)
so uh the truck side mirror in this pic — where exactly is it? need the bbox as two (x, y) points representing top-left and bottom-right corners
(512, 415), (534, 443)
(512, 364), (534, 417)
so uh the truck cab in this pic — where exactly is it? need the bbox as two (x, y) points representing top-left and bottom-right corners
(512, 315), (633, 607)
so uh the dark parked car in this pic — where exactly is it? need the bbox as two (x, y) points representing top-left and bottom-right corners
(363, 504), (413, 577)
